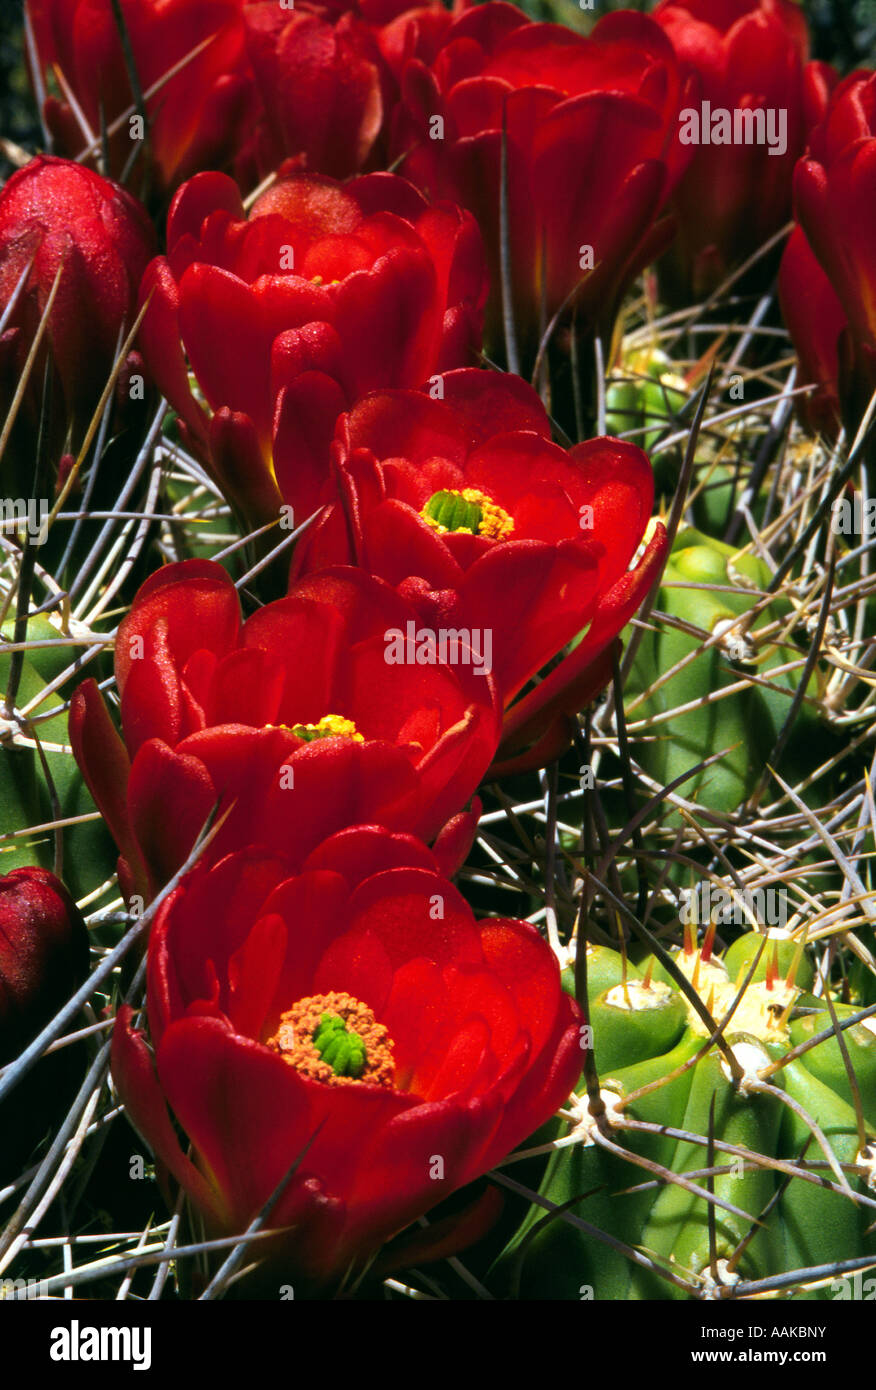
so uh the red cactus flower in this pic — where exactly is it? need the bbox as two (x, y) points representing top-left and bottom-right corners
(138, 169), (488, 529)
(0, 866), (89, 1059)
(654, 0), (835, 300)
(0, 155), (154, 463)
(790, 69), (876, 427)
(70, 560), (502, 902)
(390, 2), (693, 369)
(111, 833), (582, 1291)
(291, 368), (667, 721)
(25, 0), (256, 197)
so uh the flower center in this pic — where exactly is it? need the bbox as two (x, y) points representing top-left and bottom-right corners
(289, 714), (364, 743)
(265, 991), (395, 1088)
(421, 488), (513, 541)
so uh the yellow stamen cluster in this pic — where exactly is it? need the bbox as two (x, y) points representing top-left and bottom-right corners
(289, 714), (364, 743)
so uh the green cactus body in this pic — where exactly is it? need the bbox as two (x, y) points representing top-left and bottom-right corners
(604, 380), (642, 440)
(693, 463), (737, 535)
(495, 933), (872, 1300)
(776, 1059), (875, 1298)
(848, 942), (876, 1007)
(491, 1031), (703, 1299)
(562, 944), (685, 1071)
(629, 1040), (786, 1298)
(605, 351), (687, 455)
(630, 554), (757, 816)
(2, 614), (77, 686)
(788, 1007), (876, 1130)
(0, 621), (116, 897)
(723, 929), (816, 992)
(589, 979), (687, 1072)
(519, 948), (655, 1196)
(568, 943), (642, 1001)
(627, 529), (823, 820)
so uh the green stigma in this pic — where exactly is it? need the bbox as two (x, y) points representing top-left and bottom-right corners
(422, 490), (483, 534)
(313, 1012), (367, 1078)
(289, 714), (363, 743)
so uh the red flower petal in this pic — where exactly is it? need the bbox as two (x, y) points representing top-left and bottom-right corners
(112, 1007), (225, 1225)
(69, 680), (146, 899)
(347, 867), (483, 968)
(127, 739), (217, 889)
(300, 825), (437, 883)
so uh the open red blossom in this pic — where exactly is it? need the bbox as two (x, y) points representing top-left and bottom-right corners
(112, 833), (582, 1290)
(0, 156), (154, 467)
(291, 369), (668, 756)
(70, 561), (501, 902)
(138, 169), (487, 530)
(788, 70), (876, 429)
(25, 0), (257, 198)
(390, 2), (694, 370)
(654, 0), (835, 300)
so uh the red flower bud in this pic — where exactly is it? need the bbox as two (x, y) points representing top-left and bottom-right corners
(137, 169), (488, 529)
(71, 560), (502, 899)
(390, 3), (693, 370)
(237, 5), (386, 182)
(26, 0), (257, 196)
(0, 866), (89, 1059)
(111, 832), (582, 1291)
(0, 155), (154, 463)
(654, 0), (834, 299)
(789, 69), (876, 429)
(777, 225), (846, 439)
